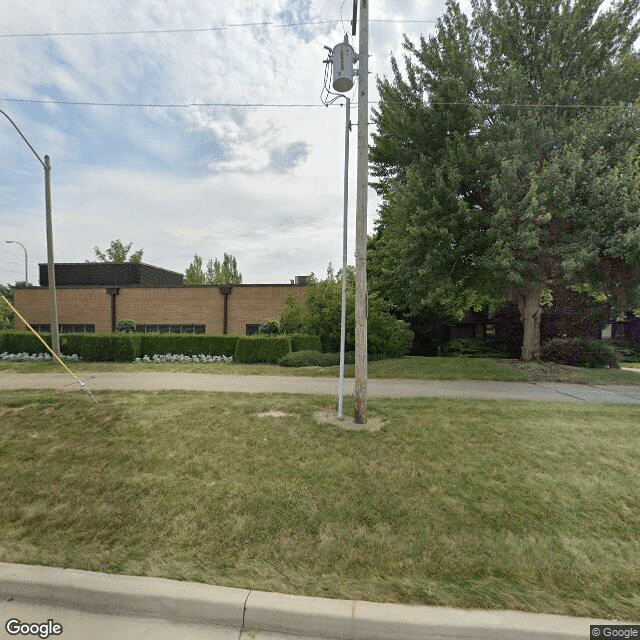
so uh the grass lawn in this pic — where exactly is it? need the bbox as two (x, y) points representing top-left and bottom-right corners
(1, 390), (638, 619)
(2, 356), (640, 384)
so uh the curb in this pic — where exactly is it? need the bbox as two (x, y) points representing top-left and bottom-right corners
(0, 563), (612, 639)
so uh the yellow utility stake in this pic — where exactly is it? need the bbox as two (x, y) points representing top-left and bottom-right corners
(1, 294), (98, 404)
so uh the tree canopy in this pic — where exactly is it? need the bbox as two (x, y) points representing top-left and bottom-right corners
(92, 239), (143, 263)
(184, 253), (243, 285)
(369, 0), (640, 360)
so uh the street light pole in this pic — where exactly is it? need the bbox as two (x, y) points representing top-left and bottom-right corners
(0, 108), (60, 355)
(5, 240), (28, 285)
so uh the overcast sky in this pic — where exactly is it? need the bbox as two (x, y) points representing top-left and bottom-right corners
(0, 0), (465, 286)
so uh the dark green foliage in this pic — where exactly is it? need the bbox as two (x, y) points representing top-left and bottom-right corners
(234, 335), (292, 364)
(304, 268), (414, 358)
(0, 285), (14, 330)
(370, 0), (640, 360)
(289, 334), (322, 352)
(278, 350), (356, 367)
(138, 333), (238, 357)
(279, 292), (304, 333)
(59, 334), (87, 356)
(80, 333), (141, 362)
(0, 331), (52, 354)
(540, 338), (619, 369)
(446, 339), (507, 359)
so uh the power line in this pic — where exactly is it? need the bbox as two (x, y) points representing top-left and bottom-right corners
(0, 96), (631, 110)
(0, 19), (439, 39)
(0, 96), (374, 108)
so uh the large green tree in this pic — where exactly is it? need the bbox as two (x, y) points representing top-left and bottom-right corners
(92, 239), (143, 263)
(370, 0), (640, 360)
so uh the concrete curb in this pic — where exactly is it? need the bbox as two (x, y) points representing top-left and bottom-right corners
(0, 563), (248, 628)
(0, 563), (613, 639)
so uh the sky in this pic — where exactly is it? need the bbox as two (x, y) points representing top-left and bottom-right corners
(0, 0), (466, 286)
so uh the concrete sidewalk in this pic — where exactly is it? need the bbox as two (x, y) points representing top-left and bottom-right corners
(0, 563), (616, 640)
(1, 371), (640, 403)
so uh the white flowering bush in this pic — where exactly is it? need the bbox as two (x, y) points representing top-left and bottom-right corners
(1, 352), (79, 362)
(134, 353), (233, 364)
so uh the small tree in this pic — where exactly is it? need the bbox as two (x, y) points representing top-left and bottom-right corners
(0, 284), (14, 330)
(93, 239), (143, 263)
(207, 253), (243, 284)
(304, 267), (413, 357)
(280, 292), (304, 333)
(184, 253), (243, 285)
(184, 254), (206, 284)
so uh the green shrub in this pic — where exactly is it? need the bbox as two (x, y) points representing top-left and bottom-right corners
(581, 340), (619, 369)
(115, 319), (137, 332)
(540, 338), (619, 368)
(80, 333), (141, 362)
(278, 350), (356, 367)
(0, 330), (52, 354)
(259, 318), (282, 335)
(59, 333), (87, 356)
(289, 334), (322, 352)
(234, 335), (292, 363)
(303, 269), (414, 357)
(138, 333), (238, 357)
(446, 338), (507, 358)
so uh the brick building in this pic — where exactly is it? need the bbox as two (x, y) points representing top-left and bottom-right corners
(13, 263), (307, 335)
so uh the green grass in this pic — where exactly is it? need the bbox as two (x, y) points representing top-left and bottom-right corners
(1, 390), (639, 619)
(2, 356), (640, 384)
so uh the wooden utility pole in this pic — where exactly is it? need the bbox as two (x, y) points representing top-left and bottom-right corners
(354, 0), (368, 424)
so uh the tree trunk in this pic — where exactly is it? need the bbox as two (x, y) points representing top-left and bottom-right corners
(515, 286), (543, 361)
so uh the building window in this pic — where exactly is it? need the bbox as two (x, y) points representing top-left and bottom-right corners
(246, 324), (261, 335)
(31, 324), (95, 333)
(60, 324), (96, 333)
(137, 324), (205, 334)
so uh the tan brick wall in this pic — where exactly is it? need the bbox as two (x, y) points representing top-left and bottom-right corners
(13, 285), (306, 335)
(14, 287), (113, 332)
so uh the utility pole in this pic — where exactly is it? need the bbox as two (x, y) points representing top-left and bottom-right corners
(44, 155), (60, 356)
(354, 0), (369, 424)
(0, 109), (60, 355)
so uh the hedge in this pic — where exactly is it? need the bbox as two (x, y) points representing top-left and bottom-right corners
(0, 331), (52, 354)
(80, 333), (142, 362)
(138, 333), (238, 357)
(234, 335), (292, 363)
(289, 334), (322, 352)
(278, 350), (356, 367)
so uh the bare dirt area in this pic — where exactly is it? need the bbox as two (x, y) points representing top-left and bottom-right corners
(313, 409), (385, 432)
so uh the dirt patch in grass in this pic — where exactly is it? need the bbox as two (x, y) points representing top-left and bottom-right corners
(255, 410), (294, 418)
(497, 359), (639, 384)
(313, 409), (385, 432)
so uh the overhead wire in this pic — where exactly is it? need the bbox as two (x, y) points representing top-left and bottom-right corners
(0, 19), (440, 39)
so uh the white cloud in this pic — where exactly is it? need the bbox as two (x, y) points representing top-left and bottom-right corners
(0, 0), (445, 286)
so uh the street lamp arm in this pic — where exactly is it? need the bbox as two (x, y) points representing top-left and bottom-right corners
(0, 108), (45, 169)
